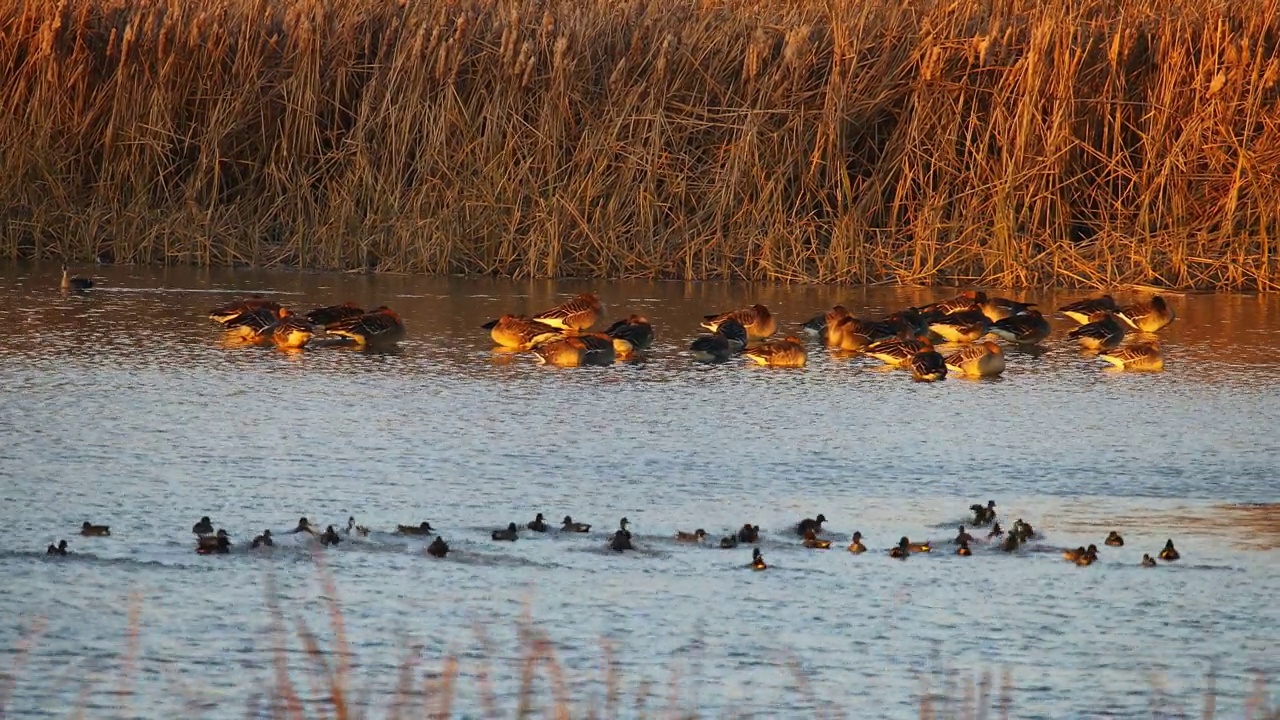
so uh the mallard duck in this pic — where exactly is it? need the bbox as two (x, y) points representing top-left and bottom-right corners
(987, 310), (1052, 345)
(492, 523), (519, 541)
(987, 522), (1004, 539)
(397, 522), (435, 536)
(803, 529), (832, 549)
(866, 337), (932, 367)
(847, 531), (867, 553)
(328, 306), (405, 347)
(209, 297), (280, 324)
(481, 314), (563, 350)
(197, 529), (232, 555)
(61, 265), (95, 291)
(676, 528), (707, 542)
(224, 306), (290, 344)
(292, 517), (315, 534)
(531, 333), (616, 366)
(701, 304), (776, 340)
(1099, 341), (1164, 371)
(743, 336), (807, 368)
(80, 521), (110, 537)
(345, 516), (370, 537)
(1159, 539), (1180, 561)
(1068, 312), (1125, 350)
(971, 500), (997, 526)
(910, 350), (948, 382)
(47, 540), (69, 555)
(1141, 553), (1157, 567)
(271, 314), (318, 350)
(610, 529), (633, 551)
(561, 516), (591, 532)
(796, 514), (827, 536)
(956, 541), (972, 556)
(750, 548), (767, 570)
(427, 536), (449, 557)
(605, 315), (655, 358)
(737, 524), (760, 543)
(320, 526), (342, 546)
(979, 297), (1037, 323)
(526, 513), (549, 532)
(890, 537), (910, 558)
(1059, 295), (1119, 325)
(251, 530), (274, 548)
(720, 534), (739, 549)
(945, 341), (1006, 378)
(928, 310), (990, 344)
(1118, 296), (1175, 333)
(304, 302), (366, 329)
(1105, 531), (1124, 547)
(920, 291), (986, 317)
(192, 517), (214, 535)
(532, 293), (603, 331)
(954, 526), (974, 545)
(689, 320), (748, 362)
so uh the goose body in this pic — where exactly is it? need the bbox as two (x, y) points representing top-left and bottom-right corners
(988, 310), (1052, 345)
(605, 315), (655, 357)
(1099, 341), (1164, 371)
(928, 310), (990, 344)
(223, 306), (289, 343)
(209, 297), (280, 325)
(945, 341), (1006, 377)
(482, 314), (563, 350)
(328, 306), (405, 347)
(532, 293), (603, 332)
(531, 333), (616, 366)
(920, 291), (986, 317)
(979, 297), (1037, 323)
(304, 303), (365, 329)
(319, 526), (342, 546)
(1068, 312), (1126, 350)
(743, 336), (807, 367)
(689, 319), (748, 362)
(829, 316), (899, 351)
(719, 534), (739, 549)
(1063, 544), (1098, 562)
(271, 315), (318, 350)
(701, 304), (776, 340)
(801, 305), (850, 345)
(1058, 295), (1119, 325)
(910, 350), (948, 382)
(866, 337), (933, 367)
(1118, 296), (1175, 333)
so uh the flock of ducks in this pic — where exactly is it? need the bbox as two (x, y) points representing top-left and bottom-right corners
(43, 504), (1184, 572)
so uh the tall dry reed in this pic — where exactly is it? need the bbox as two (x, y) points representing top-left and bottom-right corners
(1, 0), (1279, 288)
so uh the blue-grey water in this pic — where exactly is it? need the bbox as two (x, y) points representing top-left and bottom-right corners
(1, 266), (1277, 719)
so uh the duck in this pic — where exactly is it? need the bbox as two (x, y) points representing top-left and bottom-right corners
(796, 514), (827, 536)
(987, 310), (1052, 345)
(561, 516), (591, 533)
(604, 315), (655, 358)
(1075, 547), (1098, 566)
(1141, 553), (1157, 567)
(954, 526), (974, 545)
(689, 319), (749, 362)
(865, 337), (933, 367)
(750, 548), (767, 570)
(1062, 544), (1097, 562)
(223, 306), (291, 344)
(481, 314), (563, 350)
(944, 341), (1006, 378)
(906, 538), (932, 553)
(610, 529), (634, 552)
(80, 521), (110, 537)
(345, 517), (370, 537)
(1158, 539), (1180, 561)
(803, 529), (832, 549)
(292, 517), (315, 535)
(271, 314), (319, 350)
(1118, 295), (1175, 333)
(848, 531), (867, 553)
(47, 540), (69, 555)
(1058, 294), (1120, 325)
(209, 296), (281, 325)
(742, 336), (807, 368)
(1011, 519), (1036, 542)
(927, 310), (990, 344)
(192, 516), (214, 535)
(1098, 341), (1164, 371)
(197, 529), (232, 555)
(617, 517), (632, 539)
(736, 524), (761, 543)
(427, 536), (449, 557)
(251, 530), (274, 548)
(910, 350), (948, 382)
(987, 522), (1004, 539)
(979, 297), (1037, 323)
(491, 522), (519, 541)
(1000, 533), (1020, 552)
(304, 302), (366, 329)
(397, 522), (435, 536)
(526, 513), (549, 532)
(61, 265), (95, 291)
(956, 541), (972, 556)
(970, 500), (997, 526)
(889, 537), (910, 558)
(701, 304), (776, 340)
(531, 333), (616, 366)
(920, 290), (986, 317)
(676, 528), (707, 543)
(319, 526), (342, 546)
(532, 293), (603, 332)
(719, 534), (739, 549)
(328, 306), (405, 347)
(1104, 531), (1125, 547)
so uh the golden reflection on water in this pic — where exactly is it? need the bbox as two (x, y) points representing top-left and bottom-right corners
(1049, 503), (1280, 551)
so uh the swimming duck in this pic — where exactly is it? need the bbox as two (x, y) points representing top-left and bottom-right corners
(920, 291), (986, 317)
(676, 528), (707, 543)
(605, 315), (655, 358)
(719, 535), (739, 549)
(80, 521), (110, 537)
(689, 319), (749, 362)
(531, 333), (616, 366)
(320, 526), (342, 546)
(979, 297), (1037, 323)
(1011, 519), (1036, 542)
(47, 540), (68, 555)
(197, 529), (232, 555)
(1075, 547), (1098, 566)
(1141, 553), (1157, 567)
(328, 306), (405, 347)
(481, 314), (563, 350)
(617, 518), (632, 539)
(736, 524), (761, 543)
(1000, 533), (1020, 552)
(889, 537), (910, 558)
(292, 517), (315, 535)
(192, 516), (214, 535)
(345, 517), (370, 537)
(1063, 544), (1097, 562)
(223, 306), (290, 344)
(1118, 295), (1175, 333)
(397, 522), (435, 536)
(796, 514), (827, 536)
(304, 302), (366, 329)
(803, 529), (832, 549)
(906, 538), (932, 553)
(847, 531), (867, 553)
(944, 341), (1006, 378)
(532, 293), (603, 332)
(1159, 539), (1180, 561)
(561, 516), (591, 533)
(742, 336), (807, 368)
(271, 314), (319, 350)
(910, 350), (948, 382)
(865, 337), (933, 367)
(427, 536), (449, 557)
(987, 310), (1052, 345)
(61, 265), (95, 291)
(956, 541), (972, 556)
(1098, 341), (1164, 371)
(927, 310), (990, 344)
(251, 530), (274, 548)
(610, 529), (633, 551)
(954, 526), (974, 545)
(701, 304), (777, 340)
(750, 548), (767, 570)
(1105, 531), (1125, 547)
(209, 296), (281, 324)
(970, 500), (997, 526)
(492, 522), (519, 541)
(526, 513), (549, 532)
(1058, 295), (1120, 325)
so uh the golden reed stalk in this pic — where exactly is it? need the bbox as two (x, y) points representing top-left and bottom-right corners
(1, 0), (1278, 288)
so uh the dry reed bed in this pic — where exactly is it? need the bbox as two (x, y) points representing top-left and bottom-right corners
(1, 0), (1279, 288)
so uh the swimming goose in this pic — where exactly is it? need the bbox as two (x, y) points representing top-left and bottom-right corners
(689, 319), (749, 363)
(526, 513), (549, 532)
(561, 516), (591, 532)
(397, 522), (435, 536)
(209, 297), (281, 325)
(251, 530), (274, 548)
(1058, 295), (1119, 325)
(328, 306), (405, 347)
(742, 336), (807, 368)
(531, 333), (616, 366)
(491, 523), (519, 541)
(803, 529), (832, 549)
(47, 540), (69, 555)
(701, 304), (776, 340)
(271, 314), (318, 350)
(1068, 312), (1126, 350)
(865, 337), (933, 367)
(920, 291), (986, 317)
(928, 310), (990, 344)
(532, 293), (603, 332)
(192, 517), (214, 535)
(987, 310), (1052, 345)
(61, 265), (95, 291)
(427, 536), (449, 557)
(481, 314), (563, 350)
(304, 302), (366, 329)
(1158, 539), (1180, 561)
(1105, 531), (1125, 547)
(1118, 296), (1175, 333)
(605, 315), (655, 358)
(676, 528), (707, 542)
(1098, 341), (1164, 371)
(910, 350), (948, 382)
(847, 531), (867, 553)
(736, 524), (760, 543)
(979, 297), (1037, 323)
(80, 522), (110, 537)
(796, 514), (827, 536)
(223, 306), (290, 344)
(750, 548), (767, 570)
(944, 341), (1006, 378)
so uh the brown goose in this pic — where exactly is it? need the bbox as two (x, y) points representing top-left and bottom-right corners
(328, 306), (406, 347)
(987, 310), (1051, 345)
(1058, 295), (1119, 325)
(701, 304), (776, 340)
(304, 303), (366, 329)
(532, 293), (603, 332)
(1118, 296), (1175, 333)
(605, 315), (655, 358)
(944, 340), (1006, 378)
(531, 333), (616, 366)
(742, 336), (807, 367)
(209, 297), (281, 325)
(1068, 312), (1126, 350)
(482, 314), (563, 350)
(1098, 341), (1164, 371)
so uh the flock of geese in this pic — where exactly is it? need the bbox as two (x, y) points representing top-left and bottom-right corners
(43, 503), (1185, 571)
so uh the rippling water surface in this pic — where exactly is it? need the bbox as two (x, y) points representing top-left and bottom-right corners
(1, 266), (1278, 718)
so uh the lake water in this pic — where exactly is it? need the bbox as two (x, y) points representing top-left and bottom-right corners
(0, 266), (1277, 719)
